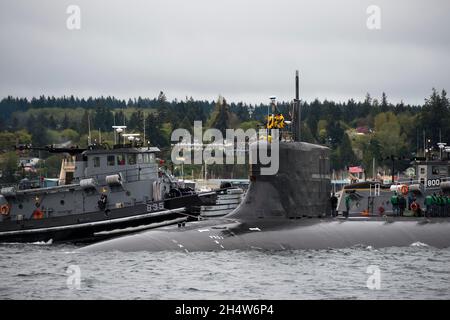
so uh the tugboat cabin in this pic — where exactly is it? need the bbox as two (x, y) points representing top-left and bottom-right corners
(0, 137), (167, 223)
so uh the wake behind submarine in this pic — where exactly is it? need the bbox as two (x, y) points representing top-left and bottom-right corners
(81, 75), (450, 253)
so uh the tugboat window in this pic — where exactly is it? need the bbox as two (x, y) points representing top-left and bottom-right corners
(137, 154), (143, 164)
(117, 154), (126, 166)
(143, 153), (154, 163)
(432, 166), (439, 175)
(128, 154), (137, 165)
(93, 157), (101, 167)
(420, 167), (425, 174)
(107, 155), (115, 166)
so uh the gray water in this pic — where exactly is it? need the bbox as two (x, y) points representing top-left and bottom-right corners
(1, 242), (449, 300)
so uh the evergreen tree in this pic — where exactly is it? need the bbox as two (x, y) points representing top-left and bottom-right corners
(420, 88), (450, 144)
(48, 115), (57, 129)
(145, 113), (168, 147)
(115, 110), (126, 126)
(336, 133), (357, 170)
(0, 152), (19, 182)
(326, 120), (345, 148)
(380, 92), (389, 112)
(157, 91), (167, 103)
(93, 106), (114, 132)
(80, 110), (90, 134)
(209, 96), (239, 136)
(128, 109), (145, 132)
(27, 114), (50, 146)
(61, 113), (70, 129)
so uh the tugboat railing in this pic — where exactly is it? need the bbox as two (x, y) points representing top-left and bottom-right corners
(1, 167), (159, 195)
(395, 176), (450, 188)
(369, 183), (380, 197)
(84, 167), (157, 185)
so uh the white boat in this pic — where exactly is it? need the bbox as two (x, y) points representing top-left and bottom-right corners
(200, 188), (244, 217)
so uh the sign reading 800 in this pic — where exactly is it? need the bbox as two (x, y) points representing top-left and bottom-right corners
(427, 179), (441, 187)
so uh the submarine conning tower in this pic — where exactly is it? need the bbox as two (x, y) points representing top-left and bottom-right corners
(228, 70), (331, 220)
(228, 140), (331, 220)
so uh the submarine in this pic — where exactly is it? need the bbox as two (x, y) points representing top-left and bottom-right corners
(80, 73), (450, 253)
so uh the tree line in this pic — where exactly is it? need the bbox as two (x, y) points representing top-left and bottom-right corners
(0, 89), (449, 181)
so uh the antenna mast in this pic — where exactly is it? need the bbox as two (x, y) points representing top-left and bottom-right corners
(113, 126), (127, 145)
(295, 70), (301, 142)
(87, 113), (92, 146)
(113, 111), (117, 145)
(143, 111), (146, 147)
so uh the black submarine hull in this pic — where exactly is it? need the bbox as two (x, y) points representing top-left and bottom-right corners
(80, 217), (450, 252)
(80, 141), (450, 252)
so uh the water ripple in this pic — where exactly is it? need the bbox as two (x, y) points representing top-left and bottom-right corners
(0, 244), (449, 299)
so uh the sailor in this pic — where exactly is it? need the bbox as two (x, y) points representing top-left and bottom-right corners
(425, 194), (433, 217)
(98, 193), (108, 211)
(446, 195), (450, 217)
(443, 193), (448, 216)
(398, 195), (406, 217)
(390, 192), (399, 216)
(408, 193), (414, 210)
(438, 192), (445, 217)
(410, 199), (420, 217)
(431, 193), (438, 217)
(436, 192), (442, 216)
(330, 193), (338, 217)
(344, 194), (351, 218)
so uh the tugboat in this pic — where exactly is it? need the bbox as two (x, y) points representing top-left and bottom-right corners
(0, 126), (207, 243)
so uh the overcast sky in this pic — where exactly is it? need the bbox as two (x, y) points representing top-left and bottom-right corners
(0, 0), (449, 105)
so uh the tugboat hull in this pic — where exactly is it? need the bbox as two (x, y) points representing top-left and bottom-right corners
(0, 195), (201, 243)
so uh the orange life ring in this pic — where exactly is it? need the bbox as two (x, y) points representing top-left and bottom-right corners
(0, 204), (10, 216)
(400, 185), (409, 195)
(32, 209), (44, 219)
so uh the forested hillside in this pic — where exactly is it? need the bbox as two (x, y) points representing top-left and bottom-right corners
(0, 89), (449, 182)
